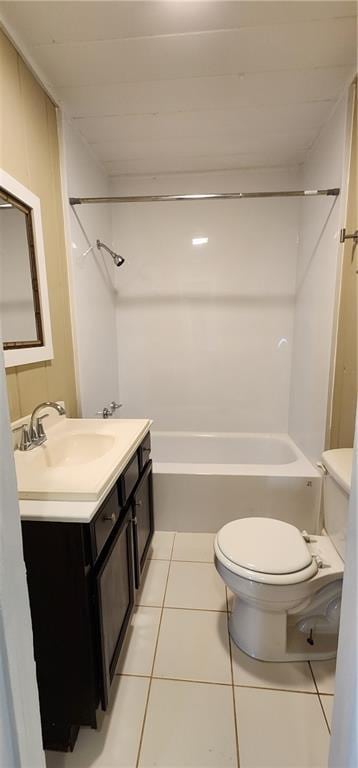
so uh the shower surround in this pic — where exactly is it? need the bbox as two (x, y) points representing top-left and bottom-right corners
(112, 166), (300, 434)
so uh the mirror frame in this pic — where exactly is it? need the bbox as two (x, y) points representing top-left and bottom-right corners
(0, 169), (53, 368)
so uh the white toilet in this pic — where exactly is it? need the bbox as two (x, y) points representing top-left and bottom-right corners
(214, 448), (352, 662)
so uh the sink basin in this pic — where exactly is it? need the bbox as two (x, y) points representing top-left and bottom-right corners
(39, 433), (115, 468)
(14, 417), (151, 501)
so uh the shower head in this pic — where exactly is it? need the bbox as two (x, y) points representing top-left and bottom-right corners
(96, 239), (125, 267)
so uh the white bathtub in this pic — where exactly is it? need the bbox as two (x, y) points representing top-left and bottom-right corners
(152, 432), (321, 533)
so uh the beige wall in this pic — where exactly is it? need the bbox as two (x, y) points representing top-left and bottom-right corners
(0, 30), (77, 420)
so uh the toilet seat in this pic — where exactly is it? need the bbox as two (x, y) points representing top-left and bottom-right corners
(215, 517), (318, 586)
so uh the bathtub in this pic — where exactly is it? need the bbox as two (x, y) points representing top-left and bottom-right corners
(152, 432), (321, 533)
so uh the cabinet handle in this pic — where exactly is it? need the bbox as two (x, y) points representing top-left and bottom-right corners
(103, 512), (116, 522)
(134, 500), (143, 508)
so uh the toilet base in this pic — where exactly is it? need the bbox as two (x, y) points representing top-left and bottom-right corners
(229, 596), (338, 662)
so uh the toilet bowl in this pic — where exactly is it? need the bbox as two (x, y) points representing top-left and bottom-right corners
(214, 448), (352, 662)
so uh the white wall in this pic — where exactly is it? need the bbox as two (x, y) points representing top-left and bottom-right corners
(329, 407), (358, 768)
(0, 336), (45, 767)
(62, 118), (119, 417)
(289, 94), (349, 463)
(112, 168), (300, 432)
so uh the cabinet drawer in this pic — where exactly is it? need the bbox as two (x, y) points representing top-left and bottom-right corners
(139, 432), (151, 471)
(118, 452), (139, 507)
(93, 487), (120, 559)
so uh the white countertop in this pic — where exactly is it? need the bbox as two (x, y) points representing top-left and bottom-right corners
(19, 418), (151, 523)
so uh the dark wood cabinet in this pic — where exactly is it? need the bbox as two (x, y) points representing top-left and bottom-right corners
(21, 521), (99, 751)
(138, 432), (151, 472)
(97, 512), (134, 709)
(93, 484), (121, 559)
(118, 450), (140, 507)
(132, 460), (154, 588)
(21, 432), (153, 753)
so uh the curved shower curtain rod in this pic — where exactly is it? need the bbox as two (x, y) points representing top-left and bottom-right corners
(69, 188), (340, 206)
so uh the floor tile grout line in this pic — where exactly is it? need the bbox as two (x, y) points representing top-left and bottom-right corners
(150, 557), (214, 563)
(150, 532), (223, 565)
(117, 672), (151, 679)
(308, 661), (332, 734)
(135, 538), (176, 767)
(172, 558), (214, 563)
(233, 682), (321, 695)
(226, 588), (241, 768)
(169, 532), (177, 561)
(308, 659), (335, 698)
(116, 671), (330, 695)
(308, 659), (317, 689)
(308, 660), (335, 696)
(119, 672), (233, 686)
(136, 604), (228, 613)
(169, 559), (217, 565)
(154, 676), (232, 687)
(318, 694), (332, 735)
(148, 531), (176, 562)
(141, 542), (227, 613)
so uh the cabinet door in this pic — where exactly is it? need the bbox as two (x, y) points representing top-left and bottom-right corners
(96, 512), (134, 708)
(132, 461), (154, 589)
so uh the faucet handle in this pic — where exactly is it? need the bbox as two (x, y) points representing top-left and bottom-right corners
(29, 420), (39, 443)
(19, 425), (33, 452)
(109, 401), (122, 413)
(36, 414), (49, 443)
(30, 413), (48, 445)
(96, 403), (122, 419)
(96, 407), (112, 419)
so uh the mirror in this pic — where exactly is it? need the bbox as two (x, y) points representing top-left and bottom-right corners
(0, 189), (42, 348)
(0, 169), (53, 367)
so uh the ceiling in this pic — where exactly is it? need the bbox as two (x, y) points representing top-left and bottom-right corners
(1, 1), (357, 176)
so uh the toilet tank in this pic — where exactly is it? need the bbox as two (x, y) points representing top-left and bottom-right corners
(322, 448), (353, 561)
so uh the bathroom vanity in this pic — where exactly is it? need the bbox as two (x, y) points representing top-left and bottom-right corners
(19, 423), (153, 752)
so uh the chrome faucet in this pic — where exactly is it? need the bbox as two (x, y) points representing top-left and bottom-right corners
(19, 401), (66, 451)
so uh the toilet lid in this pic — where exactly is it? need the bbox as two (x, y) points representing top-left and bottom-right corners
(216, 518), (312, 575)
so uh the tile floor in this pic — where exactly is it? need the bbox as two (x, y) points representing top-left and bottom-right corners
(46, 531), (336, 768)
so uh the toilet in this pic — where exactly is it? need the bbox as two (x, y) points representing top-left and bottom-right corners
(214, 448), (352, 662)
